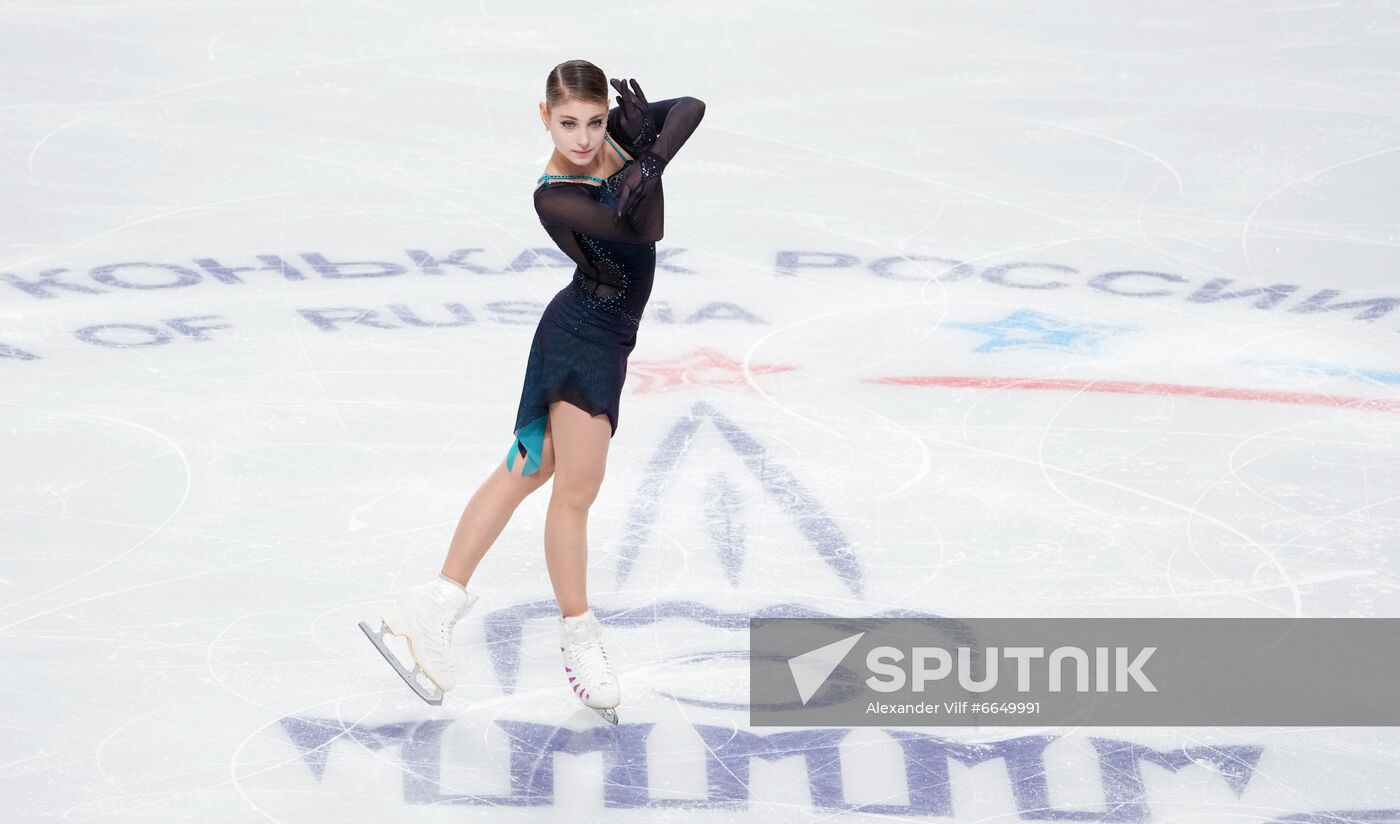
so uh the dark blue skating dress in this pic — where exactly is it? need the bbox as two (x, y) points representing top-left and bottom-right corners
(506, 95), (706, 475)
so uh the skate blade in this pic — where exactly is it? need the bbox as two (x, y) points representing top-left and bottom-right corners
(358, 620), (445, 706)
(593, 706), (619, 725)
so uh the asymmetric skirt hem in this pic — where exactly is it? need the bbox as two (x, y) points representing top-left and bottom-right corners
(505, 280), (636, 477)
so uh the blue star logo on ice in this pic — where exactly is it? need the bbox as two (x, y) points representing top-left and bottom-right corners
(945, 309), (1133, 354)
(789, 631), (865, 705)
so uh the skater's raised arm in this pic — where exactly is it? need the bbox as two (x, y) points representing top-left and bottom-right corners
(631, 96), (704, 167)
(607, 82), (691, 154)
(609, 96), (704, 224)
(534, 181), (664, 244)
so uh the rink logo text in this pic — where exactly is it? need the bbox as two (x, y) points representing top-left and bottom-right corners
(274, 714), (1400, 823)
(279, 715), (1261, 818)
(5, 246), (1400, 362)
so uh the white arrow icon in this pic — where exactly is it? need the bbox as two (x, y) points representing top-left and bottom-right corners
(788, 631), (866, 705)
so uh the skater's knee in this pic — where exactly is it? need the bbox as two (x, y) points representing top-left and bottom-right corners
(550, 443), (605, 508)
(549, 471), (602, 511)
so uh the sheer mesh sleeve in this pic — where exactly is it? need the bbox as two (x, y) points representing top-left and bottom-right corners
(607, 96), (689, 155)
(628, 96), (704, 167)
(535, 97), (704, 247)
(534, 95), (704, 293)
(534, 183), (663, 244)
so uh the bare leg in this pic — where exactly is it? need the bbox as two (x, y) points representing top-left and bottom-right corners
(439, 419), (556, 586)
(544, 400), (612, 618)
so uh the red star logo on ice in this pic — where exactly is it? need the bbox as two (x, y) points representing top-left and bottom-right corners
(626, 347), (796, 394)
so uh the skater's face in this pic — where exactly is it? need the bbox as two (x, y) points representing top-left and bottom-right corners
(540, 98), (609, 166)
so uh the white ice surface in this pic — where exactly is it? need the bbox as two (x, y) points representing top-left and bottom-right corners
(3, 1), (1400, 821)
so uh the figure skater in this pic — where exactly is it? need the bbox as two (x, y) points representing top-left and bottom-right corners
(360, 59), (705, 723)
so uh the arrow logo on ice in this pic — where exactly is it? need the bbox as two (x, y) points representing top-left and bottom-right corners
(788, 631), (865, 705)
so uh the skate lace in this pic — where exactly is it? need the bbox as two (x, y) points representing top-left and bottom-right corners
(436, 597), (471, 663)
(571, 637), (613, 685)
(439, 621), (454, 657)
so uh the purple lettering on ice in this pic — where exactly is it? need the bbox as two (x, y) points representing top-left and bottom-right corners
(775, 250), (860, 277)
(868, 254), (978, 282)
(680, 302), (763, 323)
(0, 267), (106, 298)
(90, 262), (202, 290)
(300, 252), (406, 279)
(512, 247), (574, 273)
(655, 247), (695, 274)
(278, 715), (1266, 818)
(406, 248), (494, 275)
(387, 303), (476, 328)
(5, 248), (1400, 332)
(1086, 269), (1186, 298)
(980, 261), (1075, 290)
(75, 323), (171, 347)
(194, 255), (307, 284)
(483, 300), (548, 325)
(705, 473), (745, 587)
(613, 400), (862, 597)
(294, 307), (398, 331)
(165, 316), (232, 340)
(1289, 289), (1400, 321)
(0, 341), (41, 360)
(1186, 277), (1298, 309)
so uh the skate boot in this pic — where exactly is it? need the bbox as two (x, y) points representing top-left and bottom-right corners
(359, 574), (479, 705)
(559, 608), (621, 724)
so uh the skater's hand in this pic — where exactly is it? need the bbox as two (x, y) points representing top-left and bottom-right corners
(614, 161), (659, 219)
(615, 162), (643, 219)
(609, 77), (655, 149)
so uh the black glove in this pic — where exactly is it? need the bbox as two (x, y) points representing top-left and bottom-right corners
(609, 77), (656, 151)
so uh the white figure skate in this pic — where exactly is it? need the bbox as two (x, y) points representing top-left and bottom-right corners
(559, 608), (621, 724)
(360, 574), (479, 705)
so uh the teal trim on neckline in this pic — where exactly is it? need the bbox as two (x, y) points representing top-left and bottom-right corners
(536, 134), (632, 186)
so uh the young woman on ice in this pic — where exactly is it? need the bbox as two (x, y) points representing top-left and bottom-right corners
(360, 60), (705, 723)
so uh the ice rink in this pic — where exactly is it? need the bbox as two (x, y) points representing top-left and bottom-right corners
(4, 1), (1400, 820)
